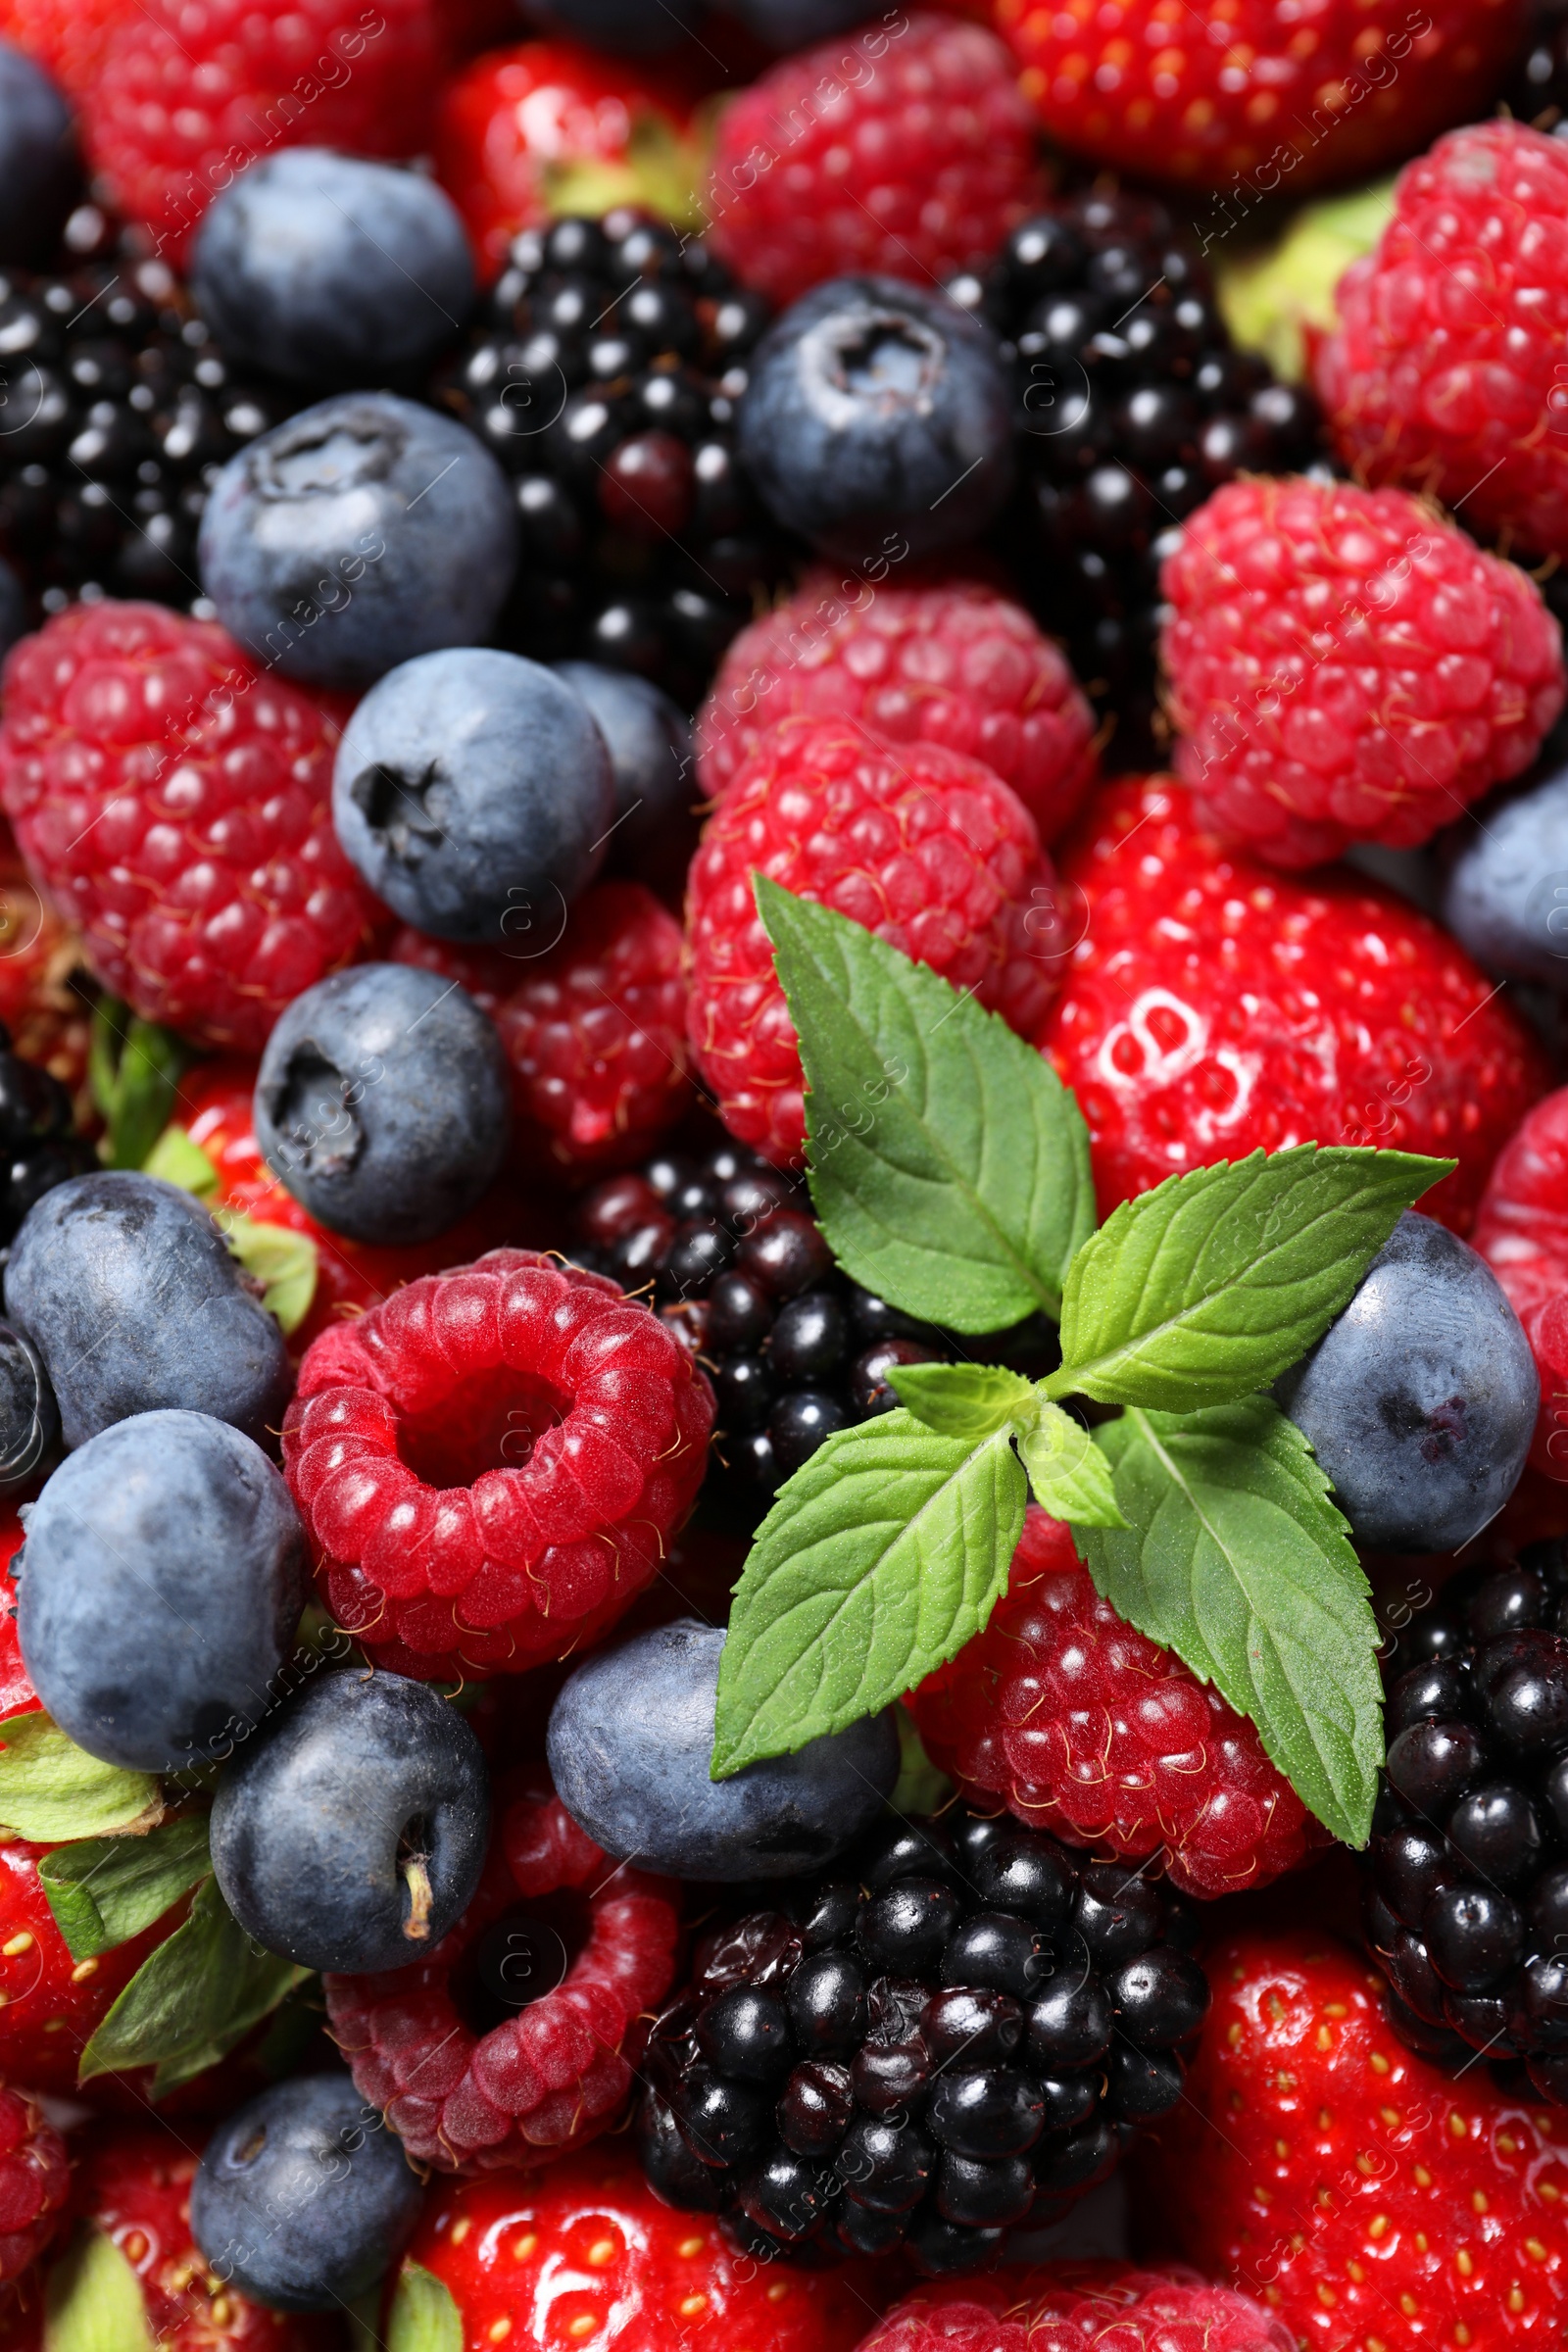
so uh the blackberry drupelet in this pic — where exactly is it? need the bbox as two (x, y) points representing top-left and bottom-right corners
(1365, 1549), (1568, 2102)
(0, 1020), (95, 1251)
(0, 249), (296, 613)
(433, 211), (797, 710)
(1504, 13), (1568, 138)
(633, 1799), (1208, 2274)
(948, 191), (1322, 767)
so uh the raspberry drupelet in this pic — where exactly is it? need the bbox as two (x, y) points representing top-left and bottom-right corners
(282, 1250), (714, 1682)
(857, 2265), (1294, 2352)
(0, 2086), (68, 2285)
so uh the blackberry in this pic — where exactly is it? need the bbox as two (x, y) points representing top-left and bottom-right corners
(1504, 11), (1568, 136)
(0, 246), (296, 614)
(432, 211), (797, 710)
(1365, 1548), (1568, 2102)
(949, 191), (1323, 767)
(0, 1020), (95, 1252)
(633, 1799), (1208, 2274)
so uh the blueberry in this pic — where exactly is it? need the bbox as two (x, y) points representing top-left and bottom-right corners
(554, 662), (693, 887)
(0, 41), (74, 264)
(190, 2075), (420, 2312)
(4, 1173), (292, 1450)
(209, 1671), (488, 1974)
(199, 392), (517, 689)
(721, 0), (876, 40)
(0, 1317), (53, 1492)
(1443, 765), (1568, 986)
(545, 1619), (899, 1878)
(522, 0), (703, 49)
(15, 1409), (307, 1772)
(1274, 1212), (1538, 1551)
(190, 152), (474, 390)
(332, 650), (614, 943)
(738, 274), (1015, 564)
(253, 964), (511, 1247)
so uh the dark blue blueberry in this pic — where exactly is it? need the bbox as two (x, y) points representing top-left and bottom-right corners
(191, 2075), (421, 2312)
(545, 1619), (899, 1878)
(210, 1671), (489, 1975)
(15, 1409), (307, 1771)
(1275, 1211), (1539, 1551)
(253, 964), (511, 1246)
(332, 650), (613, 943)
(4, 1173), (292, 1450)
(199, 392), (517, 688)
(0, 40), (74, 264)
(190, 151), (473, 390)
(1443, 765), (1568, 985)
(0, 1317), (54, 1493)
(720, 0), (876, 39)
(554, 661), (694, 888)
(738, 274), (1014, 564)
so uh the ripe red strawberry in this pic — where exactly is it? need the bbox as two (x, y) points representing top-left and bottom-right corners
(997, 0), (1521, 194)
(282, 1249), (714, 1681)
(1038, 776), (1549, 1234)
(0, 2088), (67, 2289)
(0, 603), (379, 1055)
(1473, 1086), (1568, 1478)
(79, 0), (440, 265)
(0, 0), (121, 100)
(396, 2139), (882, 2349)
(685, 713), (1063, 1165)
(327, 1767), (680, 2172)
(1316, 122), (1568, 564)
(706, 11), (1048, 308)
(1160, 476), (1564, 867)
(1135, 1932), (1568, 2347)
(909, 1506), (1328, 1899)
(698, 574), (1098, 846)
(856, 2264), (1293, 2352)
(0, 1841), (180, 2096)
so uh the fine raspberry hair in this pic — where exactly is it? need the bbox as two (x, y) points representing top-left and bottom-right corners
(706, 12), (1048, 309)
(0, 2086), (69, 2285)
(0, 602), (378, 1054)
(685, 714), (1063, 1165)
(282, 1250), (714, 1681)
(909, 1508), (1329, 1899)
(326, 1772), (680, 2172)
(1316, 121), (1568, 564)
(1160, 475), (1565, 867)
(697, 575), (1099, 846)
(857, 2265), (1295, 2352)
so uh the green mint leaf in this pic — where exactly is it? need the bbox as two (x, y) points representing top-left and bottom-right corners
(387, 2262), (464, 2352)
(89, 998), (199, 1173)
(757, 879), (1093, 1329)
(0, 1712), (161, 1843)
(1017, 1400), (1127, 1528)
(78, 1874), (309, 2085)
(1078, 1397), (1383, 1847)
(39, 1814), (211, 1961)
(142, 1123), (220, 1195)
(43, 2225), (156, 2352)
(215, 1208), (319, 1336)
(891, 1361), (1037, 1440)
(711, 1409), (1027, 1778)
(1047, 1144), (1452, 1409)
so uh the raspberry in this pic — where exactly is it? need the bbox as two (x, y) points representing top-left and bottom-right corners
(685, 714), (1062, 1165)
(697, 575), (1098, 846)
(1039, 776), (1549, 1235)
(0, 603), (379, 1055)
(79, 0), (440, 266)
(1315, 122), (1568, 566)
(0, 835), (91, 1105)
(282, 1249), (714, 1681)
(910, 1509), (1327, 1899)
(997, 0), (1521, 194)
(857, 2265), (1294, 2352)
(326, 1769), (680, 2172)
(1160, 476), (1565, 867)
(705, 12), (1048, 309)
(1473, 1087), (1568, 1478)
(0, 2089), (67, 2287)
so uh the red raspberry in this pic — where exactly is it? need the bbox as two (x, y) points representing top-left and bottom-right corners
(856, 2264), (1293, 2352)
(909, 1507), (1328, 1899)
(685, 713), (1062, 1164)
(0, 831), (91, 1107)
(1472, 1086), (1568, 1479)
(0, 603), (379, 1055)
(79, 0), (439, 265)
(0, 0), (121, 98)
(1039, 775), (1549, 1234)
(1160, 476), (1564, 867)
(698, 574), (1098, 846)
(397, 2140), (880, 2349)
(1316, 121), (1568, 564)
(0, 2089), (67, 2288)
(282, 1250), (714, 1681)
(326, 1770), (679, 2172)
(997, 0), (1521, 194)
(705, 12), (1048, 309)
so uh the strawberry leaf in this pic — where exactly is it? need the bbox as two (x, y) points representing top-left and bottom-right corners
(78, 1874), (308, 2086)
(43, 2224), (156, 2352)
(39, 1813), (211, 1960)
(0, 1711), (162, 1843)
(386, 2261), (464, 2352)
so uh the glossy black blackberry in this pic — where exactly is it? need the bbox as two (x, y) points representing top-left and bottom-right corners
(1365, 1547), (1568, 2103)
(948, 191), (1323, 768)
(1504, 11), (1568, 136)
(432, 211), (796, 710)
(0, 249), (296, 613)
(633, 1800), (1208, 2273)
(0, 1021), (94, 1251)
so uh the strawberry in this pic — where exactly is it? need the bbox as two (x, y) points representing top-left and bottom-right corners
(1136, 1932), (1568, 2348)
(0, 1841), (180, 2098)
